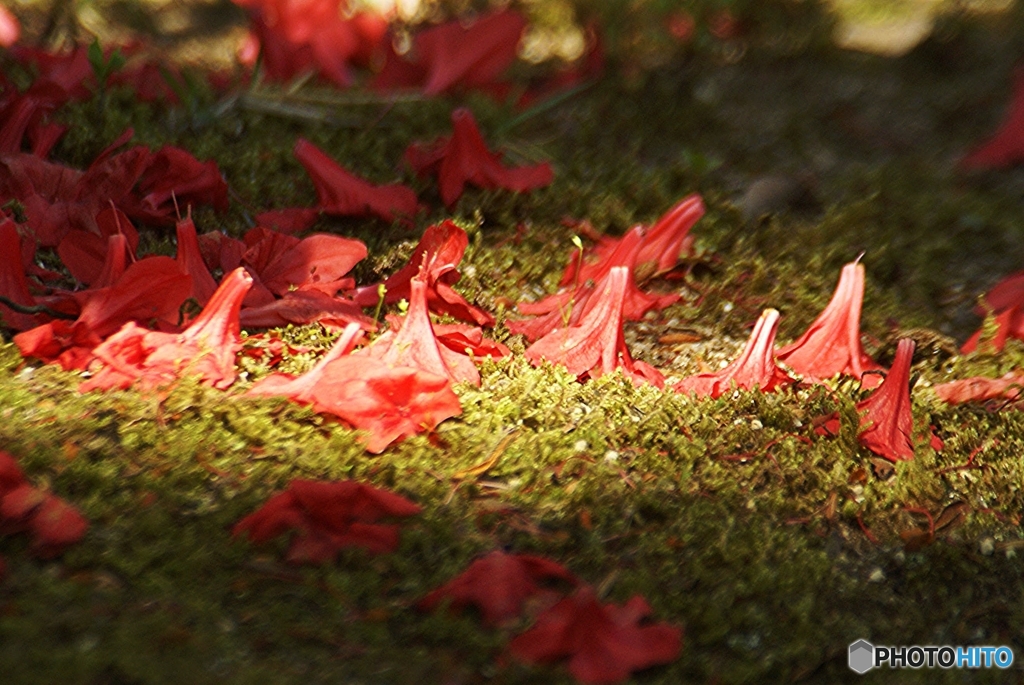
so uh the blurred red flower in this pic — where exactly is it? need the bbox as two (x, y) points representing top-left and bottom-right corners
(961, 69), (1024, 171)
(509, 585), (682, 684)
(233, 478), (421, 564)
(405, 108), (553, 207)
(373, 9), (526, 96)
(419, 550), (577, 627)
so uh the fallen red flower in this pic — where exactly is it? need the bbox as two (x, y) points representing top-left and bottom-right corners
(79, 267), (252, 392)
(0, 483), (88, 558)
(405, 108), (553, 207)
(0, 218), (40, 331)
(247, 321), (364, 402)
(14, 256), (192, 370)
(373, 9), (526, 96)
(514, 226), (679, 343)
(304, 356), (462, 453)
(352, 220), (494, 326)
(775, 260), (883, 387)
(232, 478), (421, 564)
(175, 214), (219, 307)
(241, 225), (368, 297)
(561, 195), (704, 286)
(294, 138), (418, 223)
(56, 207), (140, 286)
(856, 338), (916, 462)
(235, 0), (387, 87)
(674, 309), (794, 398)
(509, 585), (682, 685)
(419, 550), (577, 627)
(367, 275), (481, 386)
(525, 267), (665, 387)
(961, 69), (1024, 170)
(933, 371), (1024, 405)
(961, 271), (1024, 353)
(239, 289), (373, 331)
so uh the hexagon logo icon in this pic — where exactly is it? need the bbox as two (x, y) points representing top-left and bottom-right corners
(849, 639), (874, 674)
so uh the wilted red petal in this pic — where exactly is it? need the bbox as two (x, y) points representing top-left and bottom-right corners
(856, 338), (916, 462)
(294, 138), (418, 222)
(231, 490), (305, 543)
(526, 267), (663, 387)
(961, 69), (1024, 170)
(405, 108), (553, 207)
(247, 322), (364, 402)
(175, 214), (219, 306)
(434, 323), (511, 359)
(934, 371), (1024, 404)
(239, 289), (373, 331)
(1, 483), (46, 529)
(509, 585), (682, 685)
(0, 450), (26, 494)
(233, 478), (419, 563)
(369, 276), (480, 386)
(352, 220), (493, 326)
(776, 260), (882, 386)
(0, 218), (40, 330)
(256, 231), (367, 296)
(131, 146), (229, 220)
(254, 208), (319, 235)
(675, 309), (794, 398)
(307, 356), (462, 453)
(373, 10), (525, 95)
(419, 550), (577, 626)
(29, 493), (88, 558)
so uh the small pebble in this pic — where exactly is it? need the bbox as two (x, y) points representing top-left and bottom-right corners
(604, 450), (619, 463)
(573, 439), (588, 453)
(979, 537), (995, 556)
(868, 567), (886, 583)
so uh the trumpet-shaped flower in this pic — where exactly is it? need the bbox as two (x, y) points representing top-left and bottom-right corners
(509, 585), (682, 685)
(418, 550), (577, 627)
(674, 309), (794, 398)
(775, 260), (882, 386)
(856, 338), (916, 462)
(232, 478), (421, 564)
(405, 108), (553, 207)
(525, 266), (664, 387)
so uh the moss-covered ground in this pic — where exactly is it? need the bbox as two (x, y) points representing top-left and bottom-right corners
(6, 4), (1024, 683)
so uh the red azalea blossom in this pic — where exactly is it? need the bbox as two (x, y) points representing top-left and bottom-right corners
(419, 550), (577, 627)
(562, 195), (705, 286)
(933, 371), (1024, 405)
(405, 108), (553, 207)
(247, 321), (364, 402)
(14, 256), (192, 370)
(961, 68), (1024, 170)
(509, 585), (682, 685)
(961, 271), (1024, 353)
(239, 289), (373, 331)
(367, 275), (481, 386)
(232, 478), (421, 564)
(776, 260), (883, 387)
(56, 207), (140, 287)
(352, 220), (494, 326)
(373, 9), (526, 96)
(674, 309), (794, 399)
(175, 214), (219, 307)
(513, 226), (679, 343)
(304, 356), (462, 453)
(856, 338), (916, 462)
(79, 267), (252, 392)
(0, 453), (88, 559)
(525, 266), (665, 387)
(294, 138), (418, 222)
(235, 0), (387, 87)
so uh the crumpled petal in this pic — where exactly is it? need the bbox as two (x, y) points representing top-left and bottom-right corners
(856, 338), (916, 462)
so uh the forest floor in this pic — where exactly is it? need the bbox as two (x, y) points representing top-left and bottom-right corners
(4, 3), (1024, 684)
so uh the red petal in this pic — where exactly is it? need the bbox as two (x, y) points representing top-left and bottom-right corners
(1, 484), (46, 532)
(231, 490), (305, 543)
(419, 550), (576, 626)
(961, 69), (1024, 170)
(294, 138), (418, 222)
(29, 493), (88, 558)
(0, 450), (26, 494)
(675, 309), (794, 398)
(175, 214), (219, 306)
(856, 338), (916, 462)
(776, 260), (881, 385)
(0, 218), (39, 330)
